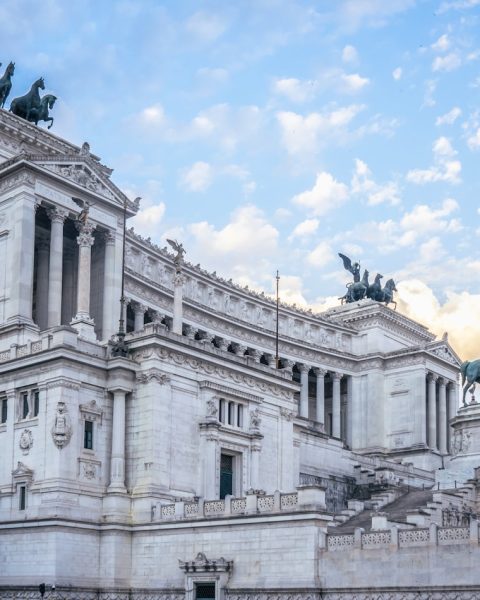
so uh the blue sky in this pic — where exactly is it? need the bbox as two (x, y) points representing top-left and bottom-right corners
(2, 0), (480, 357)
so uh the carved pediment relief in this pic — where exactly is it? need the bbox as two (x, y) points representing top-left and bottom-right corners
(427, 343), (461, 367)
(12, 461), (33, 481)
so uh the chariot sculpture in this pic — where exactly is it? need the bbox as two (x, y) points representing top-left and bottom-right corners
(338, 253), (397, 309)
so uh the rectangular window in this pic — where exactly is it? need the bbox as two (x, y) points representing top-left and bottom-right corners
(219, 399), (225, 423)
(220, 453), (233, 499)
(195, 582), (216, 600)
(19, 485), (26, 510)
(228, 402), (234, 425)
(84, 420), (93, 450)
(1, 397), (7, 424)
(237, 404), (243, 428)
(22, 392), (29, 419)
(33, 390), (39, 417)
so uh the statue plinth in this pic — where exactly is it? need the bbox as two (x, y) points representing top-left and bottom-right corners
(445, 402), (480, 482)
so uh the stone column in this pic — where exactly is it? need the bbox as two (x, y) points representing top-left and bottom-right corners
(7, 190), (38, 325)
(346, 375), (353, 447)
(448, 382), (458, 452)
(133, 302), (146, 332)
(35, 239), (50, 330)
(61, 247), (76, 324)
(173, 271), (185, 335)
(203, 429), (218, 499)
(438, 378), (448, 455)
(282, 359), (294, 377)
(71, 222), (96, 339)
(313, 368), (326, 425)
(102, 230), (117, 340)
(427, 373), (438, 451)
(332, 373), (342, 439)
(250, 440), (261, 490)
(298, 364), (309, 418)
(47, 207), (67, 328)
(108, 389), (127, 492)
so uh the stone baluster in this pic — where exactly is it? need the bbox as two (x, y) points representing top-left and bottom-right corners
(216, 337), (229, 352)
(313, 368), (326, 425)
(183, 324), (197, 340)
(35, 239), (50, 330)
(102, 230), (117, 340)
(298, 363), (309, 418)
(46, 207), (68, 328)
(427, 373), (438, 451)
(332, 372), (342, 439)
(265, 354), (276, 368)
(249, 349), (261, 363)
(233, 343), (247, 357)
(438, 378), (448, 455)
(71, 221), (96, 339)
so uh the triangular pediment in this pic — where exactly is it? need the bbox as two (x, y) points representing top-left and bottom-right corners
(426, 341), (462, 367)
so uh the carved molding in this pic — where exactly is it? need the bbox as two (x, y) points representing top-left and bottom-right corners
(51, 402), (73, 449)
(179, 551), (233, 574)
(19, 429), (33, 455)
(136, 368), (171, 385)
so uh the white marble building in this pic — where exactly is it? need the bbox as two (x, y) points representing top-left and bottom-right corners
(1, 108), (479, 600)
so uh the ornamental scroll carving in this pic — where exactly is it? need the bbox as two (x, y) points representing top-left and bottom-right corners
(136, 369), (171, 385)
(51, 402), (72, 449)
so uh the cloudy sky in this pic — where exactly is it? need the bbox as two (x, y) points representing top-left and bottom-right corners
(2, 0), (479, 358)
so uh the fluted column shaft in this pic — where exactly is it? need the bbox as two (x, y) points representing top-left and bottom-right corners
(47, 208), (67, 328)
(35, 240), (50, 330)
(74, 222), (95, 319)
(173, 272), (185, 335)
(314, 368), (325, 424)
(102, 231), (116, 340)
(109, 389), (127, 491)
(332, 373), (342, 439)
(299, 364), (309, 418)
(448, 382), (458, 452)
(428, 374), (438, 451)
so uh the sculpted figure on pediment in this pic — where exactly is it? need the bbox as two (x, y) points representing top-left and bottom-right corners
(142, 254), (153, 279)
(125, 245), (136, 269)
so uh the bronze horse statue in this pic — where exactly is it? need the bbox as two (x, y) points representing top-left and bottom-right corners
(28, 94), (56, 129)
(0, 61), (15, 108)
(461, 360), (480, 406)
(378, 278), (397, 309)
(10, 77), (45, 121)
(367, 273), (383, 301)
(340, 270), (369, 304)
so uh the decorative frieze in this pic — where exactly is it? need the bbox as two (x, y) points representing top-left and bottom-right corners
(51, 401), (72, 449)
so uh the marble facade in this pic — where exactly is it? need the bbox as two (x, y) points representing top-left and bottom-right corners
(0, 109), (476, 599)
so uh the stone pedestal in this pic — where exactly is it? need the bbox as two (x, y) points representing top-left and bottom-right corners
(444, 402), (480, 484)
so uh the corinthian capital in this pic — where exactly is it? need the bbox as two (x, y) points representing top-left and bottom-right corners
(46, 207), (68, 224)
(76, 221), (96, 247)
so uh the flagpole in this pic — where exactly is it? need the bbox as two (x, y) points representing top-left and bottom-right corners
(275, 270), (280, 369)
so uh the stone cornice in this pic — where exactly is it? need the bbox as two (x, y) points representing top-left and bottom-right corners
(326, 300), (434, 343)
(199, 380), (264, 403)
(128, 331), (298, 400)
(125, 232), (352, 332)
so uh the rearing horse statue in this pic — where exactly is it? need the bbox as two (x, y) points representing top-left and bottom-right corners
(0, 61), (15, 108)
(10, 77), (45, 121)
(28, 94), (57, 129)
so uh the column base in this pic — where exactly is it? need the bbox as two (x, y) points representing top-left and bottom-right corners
(70, 315), (96, 341)
(103, 489), (130, 522)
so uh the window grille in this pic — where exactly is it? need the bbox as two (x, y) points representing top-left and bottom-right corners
(195, 582), (216, 600)
(220, 453), (233, 499)
(19, 485), (26, 510)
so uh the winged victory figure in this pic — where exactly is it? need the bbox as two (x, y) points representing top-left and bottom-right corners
(167, 239), (186, 269)
(338, 253), (361, 283)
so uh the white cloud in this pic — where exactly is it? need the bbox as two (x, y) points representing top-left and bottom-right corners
(196, 67), (229, 83)
(438, 0), (480, 13)
(467, 127), (480, 149)
(406, 136), (461, 184)
(336, 0), (416, 33)
(292, 171), (349, 216)
(135, 103), (166, 128)
(273, 78), (316, 103)
(392, 67), (403, 80)
(273, 70), (369, 104)
(351, 158), (401, 206)
(130, 202), (166, 239)
(431, 34), (451, 53)
(274, 207), (293, 220)
(342, 44), (359, 63)
(185, 11), (228, 42)
(436, 107), (462, 126)
(186, 205), (279, 288)
(423, 79), (437, 108)
(432, 52), (462, 72)
(307, 240), (335, 267)
(277, 104), (365, 156)
(288, 218), (319, 240)
(399, 198), (461, 236)
(397, 279), (480, 361)
(180, 161), (213, 192)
